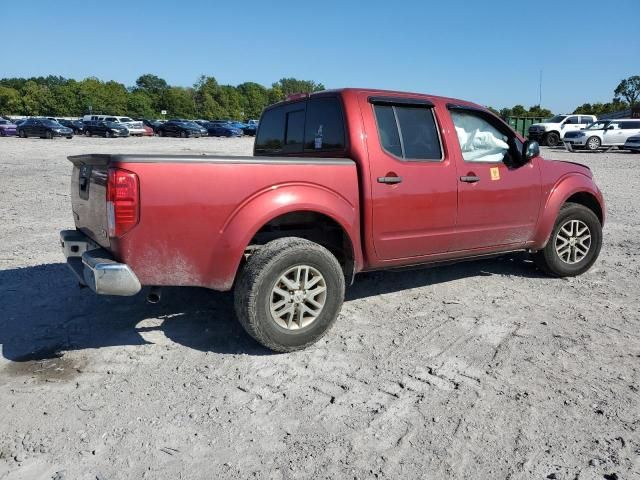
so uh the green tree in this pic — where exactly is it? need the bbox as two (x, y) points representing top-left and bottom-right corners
(127, 90), (156, 118)
(0, 86), (22, 115)
(135, 74), (169, 93)
(162, 87), (197, 118)
(271, 78), (325, 97)
(614, 75), (640, 107)
(237, 82), (269, 119)
(20, 81), (52, 116)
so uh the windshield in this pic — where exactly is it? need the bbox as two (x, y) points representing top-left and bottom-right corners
(182, 122), (200, 128)
(585, 121), (609, 130)
(43, 120), (61, 127)
(104, 121), (122, 128)
(118, 117), (133, 123)
(546, 115), (567, 123)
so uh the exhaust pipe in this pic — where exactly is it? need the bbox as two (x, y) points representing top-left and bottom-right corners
(147, 286), (162, 304)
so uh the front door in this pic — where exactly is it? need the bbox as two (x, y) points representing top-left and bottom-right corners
(362, 94), (458, 261)
(448, 107), (541, 251)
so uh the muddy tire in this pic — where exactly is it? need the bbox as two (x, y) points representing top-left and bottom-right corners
(234, 237), (345, 352)
(534, 203), (602, 277)
(544, 132), (560, 147)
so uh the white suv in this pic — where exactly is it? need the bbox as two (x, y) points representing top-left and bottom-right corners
(563, 119), (640, 151)
(528, 114), (597, 147)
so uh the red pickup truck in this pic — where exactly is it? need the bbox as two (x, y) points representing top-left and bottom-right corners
(60, 88), (604, 352)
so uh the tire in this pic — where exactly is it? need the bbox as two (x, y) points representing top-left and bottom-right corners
(45, 131), (53, 139)
(85, 130), (91, 137)
(234, 237), (345, 352)
(180, 131), (187, 138)
(104, 130), (111, 138)
(544, 132), (560, 147)
(157, 129), (164, 137)
(534, 203), (602, 277)
(19, 130), (26, 138)
(585, 136), (601, 151)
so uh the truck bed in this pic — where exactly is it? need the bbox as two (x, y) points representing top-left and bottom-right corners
(68, 154), (360, 290)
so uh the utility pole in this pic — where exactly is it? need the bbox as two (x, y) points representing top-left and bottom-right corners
(539, 69), (543, 107)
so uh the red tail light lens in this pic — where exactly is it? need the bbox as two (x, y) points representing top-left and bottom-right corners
(107, 168), (139, 237)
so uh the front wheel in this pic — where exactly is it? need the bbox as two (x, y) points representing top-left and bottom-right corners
(533, 203), (602, 277)
(19, 130), (26, 138)
(586, 136), (601, 151)
(234, 237), (345, 352)
(104, 130), (111, 138)
(45, 131), (53, 139)
(544, 132), (560, 147)
(180, 131), (187, 138)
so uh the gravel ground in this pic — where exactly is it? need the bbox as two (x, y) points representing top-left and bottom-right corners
(0, 136), (638, 480)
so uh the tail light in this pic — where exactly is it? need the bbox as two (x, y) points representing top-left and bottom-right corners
(107, 168), (139, 237)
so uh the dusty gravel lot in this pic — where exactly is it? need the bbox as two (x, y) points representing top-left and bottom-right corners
(0, 135), (638, 480)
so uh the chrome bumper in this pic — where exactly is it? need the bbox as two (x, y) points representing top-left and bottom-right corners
(60, 230), (141, 296)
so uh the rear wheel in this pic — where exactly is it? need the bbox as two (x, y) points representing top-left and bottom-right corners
(534, 203), (602, 277)
(45, 131), (53, 139)
(180, 131), (187, 138)
(104, 130), (111, 138)
(19, 130), (26, 138)
(586, 136), (601, 151)
(544, 132), (560, 147)
(234, 237), (345, 352)
(85, 130), (91, 137)
(157, 129), (164, 137)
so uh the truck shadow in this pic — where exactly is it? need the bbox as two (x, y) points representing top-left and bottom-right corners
(0, 254), (544, 363)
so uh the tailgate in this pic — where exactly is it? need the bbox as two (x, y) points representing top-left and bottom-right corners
(69, 155), (111, 248)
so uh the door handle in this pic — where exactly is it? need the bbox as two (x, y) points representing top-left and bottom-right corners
(460, 175), (480, 183)
(377, 176), (403, 184)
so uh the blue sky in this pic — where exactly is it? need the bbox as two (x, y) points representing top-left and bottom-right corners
(1, 0), (638, 113)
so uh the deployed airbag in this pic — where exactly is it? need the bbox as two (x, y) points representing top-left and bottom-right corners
(451, 111), (509, 163)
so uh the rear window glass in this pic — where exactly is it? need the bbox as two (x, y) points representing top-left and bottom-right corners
(255, 96), (346, 155)
(285, 110), (305, 147)
(373, 104), (441, 160)
(621, 121), (640, 129)
(304, 97), (345, 151)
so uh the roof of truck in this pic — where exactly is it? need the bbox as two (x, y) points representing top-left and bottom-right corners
(277, 87), (484, 110)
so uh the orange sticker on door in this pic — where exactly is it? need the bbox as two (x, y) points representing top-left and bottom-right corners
(490, 167), (500, 181)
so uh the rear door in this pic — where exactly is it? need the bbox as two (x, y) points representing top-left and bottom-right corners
(361, 94), (458, 260)
(448, 106), (541, 251)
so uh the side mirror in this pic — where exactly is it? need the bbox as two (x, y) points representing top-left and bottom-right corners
(606, 125), (615, 130)
(523, 140), (540, 163)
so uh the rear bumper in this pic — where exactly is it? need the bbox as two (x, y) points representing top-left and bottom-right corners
(60, 229), (141, 296)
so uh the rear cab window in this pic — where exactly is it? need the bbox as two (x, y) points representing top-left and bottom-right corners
(371, 99), (442, 161)
(255, 96), (346, 156)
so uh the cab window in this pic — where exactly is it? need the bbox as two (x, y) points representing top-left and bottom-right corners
(565, 116), (580, 124)
(450, 110), (511, 163)
(373, 104), (442, 161)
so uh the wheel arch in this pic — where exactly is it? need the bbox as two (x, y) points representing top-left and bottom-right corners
(532, 175), (605, 249)
(207, 184), (363, 290)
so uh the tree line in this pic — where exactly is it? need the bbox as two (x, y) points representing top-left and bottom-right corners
(1, 74), (637, 120)
(0, 74), (324, 120)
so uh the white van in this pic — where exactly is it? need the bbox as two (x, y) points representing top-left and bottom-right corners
(563, 119), (640, 151)
(82, 115), (146, 136)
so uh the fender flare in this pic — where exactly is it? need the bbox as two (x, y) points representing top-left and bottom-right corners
(532, 173), (604, 249)
(207, 183), (363, 290)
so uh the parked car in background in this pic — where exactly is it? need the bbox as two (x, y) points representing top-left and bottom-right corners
(140, 119), (163, 133)
(0, 118), (17, 136)
(83, 115), (145, 136)
(14, 119), (27, 127)
(528, 114), (597, 147)
(57, 119), (85, 134)
(84, 120), (129, 138)
(206, 121), (243, 137)
(17, 118), (73, 139)
(142, 125), (154, 136)
(59, 88), (605, 352)
(246, 119), (259, 126)
(156, 119), (203, 138)
(241, 123), (257, 136)
(563, 119), (640, 151)
(623, 135), (640, 152)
